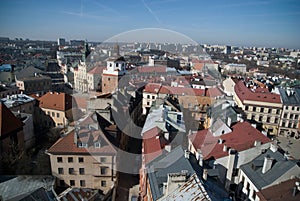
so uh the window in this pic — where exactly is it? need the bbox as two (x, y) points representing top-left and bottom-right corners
(116, 63), (119, 67)
(292, 106), (295, 111)
(267, 117), (270, 123)
(69, 168), (74, 174)
(259, 116), (263, 121)
(285, 106), (288, 110)
(52, 112), (55, 117)
(276, 109), (280, 114)
(79, 168), (85, 175)
(152, 96), (155, 99)
(147, 95), (150, 99)
(47, 111), (50, 115)
(94, 142), (100, 148)
(80, 180), (86, 187)
(253, 106), (256, 112)
(268, 108), (272, 113)
(295, 115), (299, 120)
(57, 157), (63, 163)
(70, 180), (75, 186)
(78, 157), (84, 163)
(245, 105), (249, 110)
(56, 113), (60, 118)
(284, 113), (288, 118)
(68, 157), (73, 163)
(58, 168), (64, 174)
(108, 78), (110, 81)
(260, 108), (264, 112)
(275, 118), (278, 124)
(100, 157), (106, 163)
(147, 101), (150, 106)
(101, 167), (107, 175)
(101, 180), (107, 187)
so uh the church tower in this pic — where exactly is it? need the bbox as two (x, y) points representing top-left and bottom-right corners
(102, 43), (126, 94)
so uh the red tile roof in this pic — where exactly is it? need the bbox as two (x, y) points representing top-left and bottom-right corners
(88, 66), (106, 74)
(207, 87), (223, 98)
(189, 121), (271, 160)
(144, 83), (205, 96)
(0, 103), (24, 137)
(48, 129), (116, 155)
(257, 178), (300, 201)
(39, 92), (73, 111)
(234, 80), (281, 104)
(143, 127), (167, 164)
(137, 66), (167, 73)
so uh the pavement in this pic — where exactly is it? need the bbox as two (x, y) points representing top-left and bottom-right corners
(275, 135), (300, 160)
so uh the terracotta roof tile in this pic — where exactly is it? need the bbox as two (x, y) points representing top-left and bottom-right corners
(234, 80), (281, 104)
(143, 127), (166, 164)
(39, 92), (73, 111)
(189, 121), (271, 160)
(88, 66), (106, 74)
(48, 129), (116, 155)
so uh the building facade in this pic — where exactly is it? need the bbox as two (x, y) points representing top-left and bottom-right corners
(234, 80), (282, 135)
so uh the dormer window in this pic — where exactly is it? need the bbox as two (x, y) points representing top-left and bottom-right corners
(94, 142), (101, 148)
(78, 142), (87, 148)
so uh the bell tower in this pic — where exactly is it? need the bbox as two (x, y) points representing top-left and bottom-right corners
(102, 43), (127, 94)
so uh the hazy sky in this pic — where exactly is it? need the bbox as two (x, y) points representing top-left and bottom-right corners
(0, 0), (299, 48)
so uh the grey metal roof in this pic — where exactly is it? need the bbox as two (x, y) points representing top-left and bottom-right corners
(15, 66), (43, 79)
(279, 88), (300, 106)
(160, 173), (211, 201)
(0, 176), (55, 201)
(146, 146), (196, 200)
(240, 149), (299, 190)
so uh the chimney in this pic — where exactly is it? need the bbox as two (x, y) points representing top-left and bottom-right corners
(262, 155), (273, 174)
(164, 132), (169, 141)
(293, 182), (300, 196)
(204, 88), (208, 96)
(165, 145), (171, 152)
(254, 140), (261, 147)
(203, 169), (208, 181)
(270, 143), (278, 153)
(223, 144), (227, 152)
(184, 150), (190, 159)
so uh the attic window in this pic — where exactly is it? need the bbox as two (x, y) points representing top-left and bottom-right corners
(94, 142), (101, 148)
(78, 142), (87, 148)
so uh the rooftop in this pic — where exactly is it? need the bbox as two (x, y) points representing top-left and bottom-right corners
(39, 92), (73, 111)
(160, 173), (211, 201)
(240, 149), (300, 190)
(0, 103), (24, 137)
(0, 176), (55, 201)
(256, 178), (300, 201)
(189, 121), (271, 160)
(279, 88), (300, 106)
(47, 128), (116, 155)
(1, 93), (35, 108)
(234, 80), (281, 104)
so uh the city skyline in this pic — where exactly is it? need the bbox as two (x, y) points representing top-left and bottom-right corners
(0, 0), (300, 49)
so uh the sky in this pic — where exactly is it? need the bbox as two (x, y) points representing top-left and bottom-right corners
(0, 0), (300, 49)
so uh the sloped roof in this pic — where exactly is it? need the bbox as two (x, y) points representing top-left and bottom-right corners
(15, 66), (43, 79)
(160, 173), (211, 201)
(88, 66), (106, 74)
(147, 146), (196, 201)
(0, 103), (24, 137)
(240, 149), (300, 190)
(189, 121), (271, 160)
(256, 178), (300, 201)
(47, 129), (116, 155)
(39, 92), (72, 111)
(234, 80), (281, 104)
(143, 127), (166, 164)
